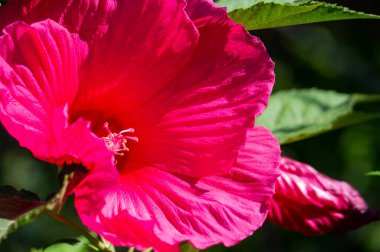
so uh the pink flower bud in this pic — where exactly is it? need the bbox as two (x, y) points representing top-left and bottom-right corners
(268, 157), (379, 236)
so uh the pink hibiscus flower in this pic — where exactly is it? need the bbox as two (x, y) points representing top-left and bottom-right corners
(0, 0), (280, 251)
(268, 157), (379, 236)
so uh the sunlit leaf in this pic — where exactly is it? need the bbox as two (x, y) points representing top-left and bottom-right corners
(0, 219), (12, 240)
(216, 0), (380, 30)
(216, 0), (308, 11)
(366, 171), (380, 176)
(256, 89), (380, 144)
(141, 248), (152, 252)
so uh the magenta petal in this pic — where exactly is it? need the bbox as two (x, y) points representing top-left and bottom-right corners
(1, 1), (275, 179)
(194, 126), (280, 248)
(0, 20), (113, 169)
(0, 0), (115, 42)
(70, 0), (199, 122)
(185, 0), (227, 21)
(74, 126), (280, 251)
(1, 1), (280, 250)
(268, 157), (379, 236)
(0, 20), (82, 158)
(133, 2), (275, 177)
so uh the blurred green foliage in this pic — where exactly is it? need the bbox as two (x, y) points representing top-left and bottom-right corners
(0, 0), (380, 251)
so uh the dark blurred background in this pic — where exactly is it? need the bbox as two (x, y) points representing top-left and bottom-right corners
(1, 0), (380, 251)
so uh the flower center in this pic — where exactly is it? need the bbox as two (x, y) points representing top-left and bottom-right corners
(103, 122), (138, 156)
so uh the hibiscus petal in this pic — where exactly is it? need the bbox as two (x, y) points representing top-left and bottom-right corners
(268, 157), (380, 235)
(74, 126), (280, 251)
(185, 0), (227, 21)
(68, 0), (199, 127)
(131, 1), (275, 177)
(0, 20), (113, 170)
(0, 0), (115, 42)
(1, 0), (198, 108)
(2, 0), (275, 180)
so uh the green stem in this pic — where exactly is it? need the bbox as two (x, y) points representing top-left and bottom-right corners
(46, 211), (109, 251)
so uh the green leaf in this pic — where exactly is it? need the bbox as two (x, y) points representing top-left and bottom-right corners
(216, 0), (380, 30)
(366, 171), (380, 176)
(0, 219), (12, 240)
(180, 243), (199, 252)
(31, 238), (90, 252)
(256, 89), (380, 144)
(216, 0), (308, 11)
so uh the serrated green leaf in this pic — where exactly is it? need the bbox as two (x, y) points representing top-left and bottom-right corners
(217, 0), (380, 30)
(216, 0), (309, 11)
(256, 89), (380, 144)
(180, 243), (199, 252)
(366, 171), (380, 176)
